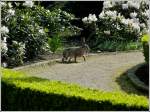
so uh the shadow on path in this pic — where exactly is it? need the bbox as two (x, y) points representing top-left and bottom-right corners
(116, 70), (148, 97)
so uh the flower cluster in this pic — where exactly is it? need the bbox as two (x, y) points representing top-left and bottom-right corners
(99, 10), (123, 20)
(99, 0), (150, 35)
(12, 41), (26, 55)
(103, 1), (113, 9)
(1, 26), (9, 34)
(1, 37), (8, 55)
(130, 12), (137, 18)
(8, 2), (12, 8)
(127, 1), (140, 9)
(105, 10), (117, 17)
(122, 4), (128, 10)
(142, 10), (149, 17)
(121, 18), (140, 32)
(39, 29), (45, 34)
(82, 14), (98, 24)
(0, 1), (6, 7)
(122, 1), (140, 10)
(23, 1), (34, 8)
(8, 9), (15, 16)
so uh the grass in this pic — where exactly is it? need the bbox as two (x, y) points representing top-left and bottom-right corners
(1, 68), (149, 111)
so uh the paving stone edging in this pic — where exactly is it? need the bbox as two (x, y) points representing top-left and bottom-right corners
(13, 51), (142, 71)
(13, 59), (60, 70)
(127, 63), (149, 91)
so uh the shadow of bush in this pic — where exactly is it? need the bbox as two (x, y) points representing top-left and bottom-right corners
(115, 67), (148, 97)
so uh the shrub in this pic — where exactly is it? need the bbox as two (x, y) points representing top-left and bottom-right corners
(141, 34), (149, 64)
(81, 1), (149, 50)
(2, 68), (148, 111)
(48, 35), (62, 53)
(1, 1), (81, 67)
(93, 40), (142, 52)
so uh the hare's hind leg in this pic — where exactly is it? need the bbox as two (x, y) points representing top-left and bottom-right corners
(83, 55), (86, 61)
(62, 57), (66, 62)
(62, 56), (68, 62)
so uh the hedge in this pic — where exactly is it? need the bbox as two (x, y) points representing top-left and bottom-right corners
(141, 34), (149, 64)
(1, 68), (149, 111)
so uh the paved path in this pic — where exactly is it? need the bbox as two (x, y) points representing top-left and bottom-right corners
(18, 52), (144, 92)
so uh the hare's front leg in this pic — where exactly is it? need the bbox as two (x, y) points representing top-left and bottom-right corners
(74, 56), (77, 63)
(68, 57), (72, 62)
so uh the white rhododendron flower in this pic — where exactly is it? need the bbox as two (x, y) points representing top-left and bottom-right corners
(8, 9), (15, 16)
(121, 18), (128, 25)
(88, 14), (97, 22)
(12, 41), (18, 45)
(23, 1), (34, 7)
(0, 2), (6, 7)
(103, 1), (113, 9)
(121, 18), (133, 25)
(82, 14), (97, 23)
(1, 26), (9, 34)
(122, 4), (128, 10)
(104, 30), (110, 35)
(3, 37), (7, 43)
(82, 17), (88, 23)
(127, 1), (140, 9)
(2, 62), (8, 68)
(130, 12), (137, 18)
(99, 11), (105, 18)
(117, 13), (124, 19)
(39, 29), (45, 34)
(1, 41), (8, 53)
(105, 10), (117, 17)
(133, 18), (139, 24)
(132, 23), (140, 32)
(140, 23), (146, 28)
(8, 2), (12, 8)
(121, 18), (140, 32)
(142, 10), (149, 17)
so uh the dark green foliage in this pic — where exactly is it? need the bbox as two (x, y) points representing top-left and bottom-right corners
(92, 40), (142, 52)
(141, 34), (149, 64)
(48, 35), (62, 53)
(62, 1), (103, 18)
(7, 41), (25, 66)
(2, 69), (148, 111)
(143, 43), (149, 64)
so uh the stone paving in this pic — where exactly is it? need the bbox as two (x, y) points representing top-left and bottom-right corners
(18, 51), (145, 93)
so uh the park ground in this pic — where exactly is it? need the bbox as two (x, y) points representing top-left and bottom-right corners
(17, 51), (147, 96)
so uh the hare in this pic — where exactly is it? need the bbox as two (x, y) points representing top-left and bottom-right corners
(62, 43), (90, 63)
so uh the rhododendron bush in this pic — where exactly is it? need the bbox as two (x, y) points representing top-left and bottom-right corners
(82, 0), (149, 50)
(1, 1), (79, 67)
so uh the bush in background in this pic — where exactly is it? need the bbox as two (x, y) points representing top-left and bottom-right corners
(82, 0), (149, 50)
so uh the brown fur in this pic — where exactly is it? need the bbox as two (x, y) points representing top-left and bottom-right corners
(62, 44), (90, 62)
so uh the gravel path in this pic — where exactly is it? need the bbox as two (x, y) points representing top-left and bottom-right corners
(18, 52), (144, 92)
